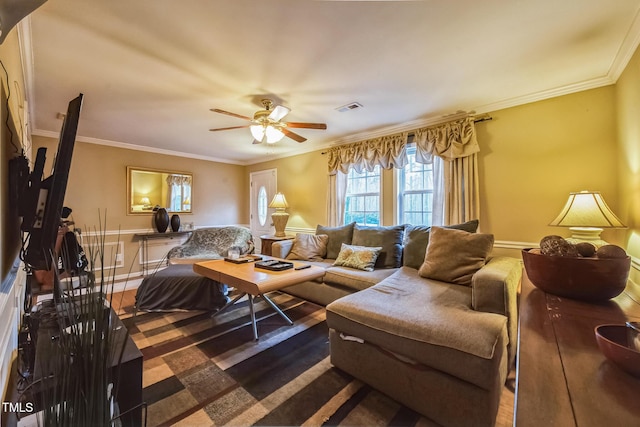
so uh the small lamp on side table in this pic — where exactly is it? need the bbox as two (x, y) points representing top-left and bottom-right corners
(269, 192), (289, 237)
(549, 190), (626, 248)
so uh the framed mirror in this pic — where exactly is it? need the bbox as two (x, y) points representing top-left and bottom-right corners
(127, 166), (192, 214)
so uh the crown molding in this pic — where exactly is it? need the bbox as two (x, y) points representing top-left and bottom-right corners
(608, 6), (640, 82)
(31, 129), (246, 165)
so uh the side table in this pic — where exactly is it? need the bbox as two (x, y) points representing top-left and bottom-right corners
(260, 234), (294, 256)
(515, 271), (640, 426)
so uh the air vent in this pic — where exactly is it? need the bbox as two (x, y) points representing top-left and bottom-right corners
(336, 102), (363, 113)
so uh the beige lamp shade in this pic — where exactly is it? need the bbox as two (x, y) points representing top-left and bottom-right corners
(140, 197), (151, 205)
(268, 193), (289, 210)
(269, 193), (289, 237)
(550, 191), (626, 247)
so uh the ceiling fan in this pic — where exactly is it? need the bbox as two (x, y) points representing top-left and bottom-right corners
(210, 99), (327, 144)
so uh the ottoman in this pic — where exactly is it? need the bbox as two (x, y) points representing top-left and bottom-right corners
(135, 263), (228, 312)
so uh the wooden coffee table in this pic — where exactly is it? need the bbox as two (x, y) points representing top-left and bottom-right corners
(193, 258), (324, 340)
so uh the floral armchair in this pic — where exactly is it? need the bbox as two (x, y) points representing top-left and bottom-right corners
(166, 226), (254, 264)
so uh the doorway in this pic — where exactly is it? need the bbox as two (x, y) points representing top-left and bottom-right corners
(249, 169), (277, 252)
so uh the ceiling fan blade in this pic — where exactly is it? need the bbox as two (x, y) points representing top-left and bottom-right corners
(285, 122), (327, 130)
(282, 128), (307, 143)
(268, 105), (290, 122)
(210, 109), (252, 121)
(209, 125), (250, 131)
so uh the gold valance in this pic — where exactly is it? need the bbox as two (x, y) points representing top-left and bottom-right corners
(327, 132), (408, 174)
(327, 117), (479, 173)
(413, 117), (479, 163)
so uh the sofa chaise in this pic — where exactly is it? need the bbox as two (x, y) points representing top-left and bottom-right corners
(271, 221), (521, 427)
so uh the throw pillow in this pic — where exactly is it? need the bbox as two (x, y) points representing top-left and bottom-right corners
(285, 233), (329, 261)
(333, 243), (382, 272)
(352, 224), (405, 268)
(316, 222), (356, 259)
(403, 219), (480, 269)
(418, 226), (493, 286)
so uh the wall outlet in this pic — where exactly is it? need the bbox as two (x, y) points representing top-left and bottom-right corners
(116, 254), (124, 262)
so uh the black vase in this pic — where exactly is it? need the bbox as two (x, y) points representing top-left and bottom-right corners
(170, 214), (181, 232)
(154, 208), (170, 233)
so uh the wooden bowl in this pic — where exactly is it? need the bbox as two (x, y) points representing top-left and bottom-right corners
(595, 324), (640, 377)
(521, 249), (630, 302)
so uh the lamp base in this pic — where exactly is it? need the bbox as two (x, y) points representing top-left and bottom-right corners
(566, 227), (607, 248)
(271, 211), (289, 238)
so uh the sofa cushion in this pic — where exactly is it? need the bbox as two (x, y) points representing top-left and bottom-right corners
(323, 266), (398, 292)
(333, 243), (382, 272)
(326, 267), (508, 389)
(316, 222), (355, 259)
(285, 233), (329, 261)
(402, 219), (479, 269)
(352, 224), (405, 268)
(418, 226), (494, 286)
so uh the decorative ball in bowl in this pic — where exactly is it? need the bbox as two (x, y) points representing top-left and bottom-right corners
(521, 241), (630, 302)
(594, 323), (640, 378)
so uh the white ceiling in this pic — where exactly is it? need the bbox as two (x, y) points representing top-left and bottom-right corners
(25, 0), (640, 165)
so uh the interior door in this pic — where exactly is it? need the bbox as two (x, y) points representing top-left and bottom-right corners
(250, 169), (277, 253)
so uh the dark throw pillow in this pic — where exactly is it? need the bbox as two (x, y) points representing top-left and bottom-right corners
(352, 224), (405, 268)
(316, 222), (356, 259)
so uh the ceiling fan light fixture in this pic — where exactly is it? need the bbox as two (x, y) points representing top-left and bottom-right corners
(250, 124), (265, 141)
(250, 123), (285, 144)
(265, 125), (285, 144)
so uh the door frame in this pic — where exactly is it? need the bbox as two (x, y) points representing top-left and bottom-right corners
(249, 169), (278, 251)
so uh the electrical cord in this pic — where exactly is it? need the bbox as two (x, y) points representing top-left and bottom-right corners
(0, 59), (20, 154)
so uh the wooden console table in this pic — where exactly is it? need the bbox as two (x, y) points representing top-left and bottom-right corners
(516, 272), (640, 426)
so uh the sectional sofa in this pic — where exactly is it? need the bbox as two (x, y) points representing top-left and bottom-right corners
(272, 221), (522, 427)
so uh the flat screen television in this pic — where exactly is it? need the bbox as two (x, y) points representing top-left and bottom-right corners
(22, 93), (83, 278)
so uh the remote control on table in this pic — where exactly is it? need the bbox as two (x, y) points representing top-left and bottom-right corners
(294, 265), (311, 270)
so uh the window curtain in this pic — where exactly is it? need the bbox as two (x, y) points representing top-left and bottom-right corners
(327, 132), (409, 174)
(413, 117), (480, 224)
(326, 171), (347, 226)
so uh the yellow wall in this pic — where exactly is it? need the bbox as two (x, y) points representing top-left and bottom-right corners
(478, 86), (620, 246)
(246, 150), (328, 230)
(0, 31), (28, 277)
(615, 44), (640, 289)
(32, 135), (247, 276)
(249, 86), (621, 259)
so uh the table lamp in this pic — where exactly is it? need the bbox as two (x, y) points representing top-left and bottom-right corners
(269, 192), (289, 237)
(549, 190), (626, 248)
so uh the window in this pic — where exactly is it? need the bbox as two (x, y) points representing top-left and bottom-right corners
(257, 186), (268, 226)
(344, 165), (381, 226)
(398, 145), (434, 225)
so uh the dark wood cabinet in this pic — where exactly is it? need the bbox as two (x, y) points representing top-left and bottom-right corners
(516, 273), (640, 426)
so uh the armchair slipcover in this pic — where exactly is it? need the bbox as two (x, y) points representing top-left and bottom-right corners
(167, 226), (255, 263)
